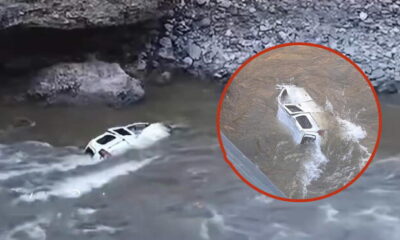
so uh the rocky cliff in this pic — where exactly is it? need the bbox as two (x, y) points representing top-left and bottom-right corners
(0, 0), (170, 29)
(0, 0), (399, 106)
(146, 0), (400, 93)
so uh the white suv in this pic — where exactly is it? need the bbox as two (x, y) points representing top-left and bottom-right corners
(84, 122), (171, 160)
(277, 86), (323, 144)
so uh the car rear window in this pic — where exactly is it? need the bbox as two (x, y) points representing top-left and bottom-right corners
(85, 147), (95, 157)
(285, 105), (302, 112)
(97, 135), (116, 145)
(301, 135), (316, 144)
(114, 128), (131, 136)
(296, 115), (312, 129)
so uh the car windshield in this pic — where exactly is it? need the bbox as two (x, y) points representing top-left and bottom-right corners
(96, 135), (116, 145)
(114, 128), (131, 136)
(296, 115), (312, 129)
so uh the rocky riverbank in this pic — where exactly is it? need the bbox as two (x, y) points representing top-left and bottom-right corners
(145, 0), (400, 93)
(0, 0), (399, 106)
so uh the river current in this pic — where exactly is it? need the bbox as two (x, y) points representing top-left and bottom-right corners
(0, 78), (399, 240)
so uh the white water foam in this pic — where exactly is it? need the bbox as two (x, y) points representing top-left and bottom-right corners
(375, 154), (400, 164)
(325, 99), (334, 113)
(319, 204), (339, 222)
(1, 218), (49, 240)
(354, 206), (400, 223)
(0, 154), (101, 181)
(77, 208), (97, 215)
(337, 117), (371, 168)
(302, 138), (330, 194)
(200, 207), (227, 240)
(254, 195), (274, 204)
(19, 156), (157, 202)
(276, 84), (312, 104)
(337, 117), (367, 142)
(80, 224), (121, 234)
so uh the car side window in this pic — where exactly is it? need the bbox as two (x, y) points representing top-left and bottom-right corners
(96, 135), (116, 145)
(115, 128), (131, 136)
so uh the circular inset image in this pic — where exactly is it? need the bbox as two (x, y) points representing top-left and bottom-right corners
(217, 43), (381, 202)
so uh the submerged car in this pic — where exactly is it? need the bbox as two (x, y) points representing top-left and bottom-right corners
(277, 86), (325, 144)
(84, 122), (171, 160)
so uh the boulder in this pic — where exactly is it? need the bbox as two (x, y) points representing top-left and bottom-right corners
(12, 117), (36, 128)
(27, 60), (145, 106)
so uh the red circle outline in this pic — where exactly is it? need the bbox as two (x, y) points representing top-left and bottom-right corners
(215, 42), (382, 202)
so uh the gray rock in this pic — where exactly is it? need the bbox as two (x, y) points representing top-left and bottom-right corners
(164, 23), (174, 32)
(187, 43), (202, 60)
(27, 60), (144, 106)
(213, 69), (228, 79)
(359, 12), (368, 21)
(158, 48), (175, 60)
(370, 68), (385, 79)
(154, 71), (172, 85)
(199, 17), (211, 28)
(196, 0), (208, 6)
(260, 25), (270, 31)
(137, 59), (147, 71)
(0, 0), (172, 30)
(377, 82), (398, 94)
(218, 0), (232, 8)
(12, 117), (36, 129)
(183, 57), (194, 67)
(159, 37), (173, 48)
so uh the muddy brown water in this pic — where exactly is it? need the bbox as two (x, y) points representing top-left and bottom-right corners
(0, 78), (219, 147)
(221, 45), (379, 199)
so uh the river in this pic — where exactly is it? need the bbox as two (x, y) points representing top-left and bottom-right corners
(0, 77), (399, 239)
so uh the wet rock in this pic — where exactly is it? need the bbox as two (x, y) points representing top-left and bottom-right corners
(27, 60), (145, 106)
(213, 69), (228, 79)
(12, 117), (36, 128)
(154, 71), (172, 85)
(377, 82), (398, 94)
(370, 68), (385, 79)
(183, 57), (194, 67)
(137, 59), (147, 71)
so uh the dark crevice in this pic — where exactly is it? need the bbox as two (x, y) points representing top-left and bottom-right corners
(0, 20), (160, 78)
